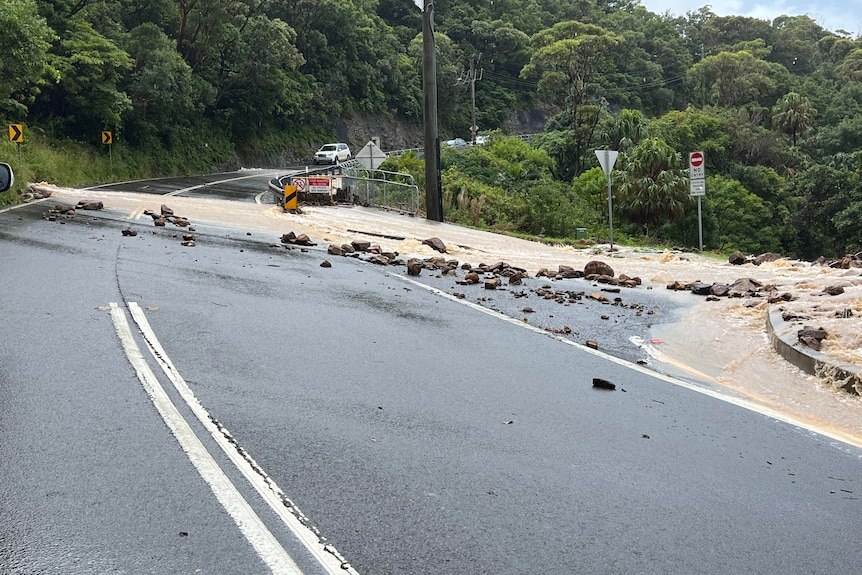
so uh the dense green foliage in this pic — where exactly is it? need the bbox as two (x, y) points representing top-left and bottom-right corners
(1, 0), (861, 257)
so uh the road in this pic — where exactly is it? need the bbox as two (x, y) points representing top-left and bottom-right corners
(2, 173), (861, 574)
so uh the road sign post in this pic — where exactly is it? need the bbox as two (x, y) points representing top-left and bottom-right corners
(9, 124), (23, 162)
(689, 151), (706, 252)
(102, 131), (114, 175)
(595, 150), (619, 252)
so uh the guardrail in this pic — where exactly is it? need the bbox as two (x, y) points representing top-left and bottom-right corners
(268, 161), (420, 214)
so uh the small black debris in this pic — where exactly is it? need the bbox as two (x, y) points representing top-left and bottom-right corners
(592, 378), (616, 390)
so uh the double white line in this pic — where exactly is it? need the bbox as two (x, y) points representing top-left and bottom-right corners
(110, 301), (358, 575)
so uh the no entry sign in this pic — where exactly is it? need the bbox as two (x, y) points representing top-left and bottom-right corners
(689, 151), (705, 180)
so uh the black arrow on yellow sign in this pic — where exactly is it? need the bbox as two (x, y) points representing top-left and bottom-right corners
(101, 131), (113, 145)
(9, 124), (23, 143)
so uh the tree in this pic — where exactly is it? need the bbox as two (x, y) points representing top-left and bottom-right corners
(787, 165), (857, 258)
(688, 50), (777, 107)
(599, 108), (649, 151)
(0, 0), (57, 116)
(615, 138), (690, 234)
(704, 175), (780, 253)
(772, 92), (816, 146)
(121, 23), (200, 135)
(38, 19), (134, 138)
(521, 21), (621, 175)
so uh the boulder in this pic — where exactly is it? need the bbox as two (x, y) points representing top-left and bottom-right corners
(351, 239), (371, 252)
(754, 252), (782, 265)
(422, 237), (447, 253)
(584, 260), (614, 277)
(728, 251), (748, 265)
(407, 259), (422, 276)
(76, 200), (103, 210)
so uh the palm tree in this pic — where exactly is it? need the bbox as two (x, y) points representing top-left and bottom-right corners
(601, 109), (649, 151)
(615, 138), (690, 235)
(772, 92), (817, 146)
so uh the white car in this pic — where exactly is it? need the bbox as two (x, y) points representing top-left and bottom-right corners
(443, 138), (467, 148)
(314, 143), (351, 164)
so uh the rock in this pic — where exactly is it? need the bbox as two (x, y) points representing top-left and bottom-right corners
(728, 251), (748, 265)
(728, 278), (763, 296)
(366, 255), (391, 265)
(407, 259), (422, 276)
(154, 217), (167, 226)
(754, 252), (782, 265)
(508, 272), (525, 285)
(484, 278), (502, 290)
(180, 240), (195, 247)
(586, 340), (598, 349)
(690, 282), (713, 296)
(767, 292), (793, 303)
(592, 377), (616, 390)
(422, 237), (447, 253)
(160, 204), (174, 216)
(666, 280), (689, 291)
(320, 260), (332, 268)
(584, 260), (614, 277)
(341, 243), (355, 254)
(710, 283), (730, 297)
(328, 244), (344, 256)
(182, 234), (195, 241)
(464, 272), (480, 284)
(121, 229), (137, 237)
(172, 217), (190, 227)
(351, 239), (371, 252)
(823, 285), (845, 296)
(281, 231), (296, 243)
(522, 306), (534, 313)
(294, 234), (315, 246)
(76, 200), (103, 210)
(797, 326), (827, 351)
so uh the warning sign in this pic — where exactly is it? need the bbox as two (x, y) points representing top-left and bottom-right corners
(307, 177), (331, 194)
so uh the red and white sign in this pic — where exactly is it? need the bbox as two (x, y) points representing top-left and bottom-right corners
(307, 177), (331, 194)
(293, 177), (307, 192)
(689, 151), (705, 180)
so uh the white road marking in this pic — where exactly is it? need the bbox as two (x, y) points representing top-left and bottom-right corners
(164, 172), (281, 197)
(390, 273), (862, 451)
(110, 303), (304, 575)
(126, 302), (358, 575)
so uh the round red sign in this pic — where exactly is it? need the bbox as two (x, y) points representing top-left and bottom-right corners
(690, 152), (704, 167)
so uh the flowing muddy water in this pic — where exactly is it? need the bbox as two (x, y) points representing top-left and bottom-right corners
(37, 185), (862, 445)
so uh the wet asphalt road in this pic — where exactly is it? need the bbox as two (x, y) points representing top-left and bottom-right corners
(2, 177), (862, 575)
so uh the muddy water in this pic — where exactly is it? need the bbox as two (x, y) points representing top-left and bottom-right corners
(39, 185), (862, 446)
(649, 298), (862, 446)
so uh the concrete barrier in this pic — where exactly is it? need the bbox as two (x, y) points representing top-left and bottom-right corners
(766, 307), (861, 396)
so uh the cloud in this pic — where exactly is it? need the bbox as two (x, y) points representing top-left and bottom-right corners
(639, 0), (859, 35)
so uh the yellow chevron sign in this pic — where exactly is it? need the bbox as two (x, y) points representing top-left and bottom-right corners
(9, 124), (23, 143)
(102, 131), (113, 145)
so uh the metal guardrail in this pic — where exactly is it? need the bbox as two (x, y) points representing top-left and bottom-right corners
(267, 160), (420, 214)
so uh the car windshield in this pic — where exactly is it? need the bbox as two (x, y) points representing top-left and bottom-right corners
(319, 145), (337, 152)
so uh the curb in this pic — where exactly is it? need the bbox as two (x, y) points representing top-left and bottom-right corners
(766, 307), (862, 396)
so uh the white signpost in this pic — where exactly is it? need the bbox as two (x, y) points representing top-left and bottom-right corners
(595, 150), (619, 252)
(689, 151), (706, 251)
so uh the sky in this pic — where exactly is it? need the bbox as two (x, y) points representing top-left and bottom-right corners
(637, 0), (860, 36)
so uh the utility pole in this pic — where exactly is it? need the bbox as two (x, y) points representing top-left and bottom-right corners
(419, 0), (443, 222)
(467, 54), (483, 145)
